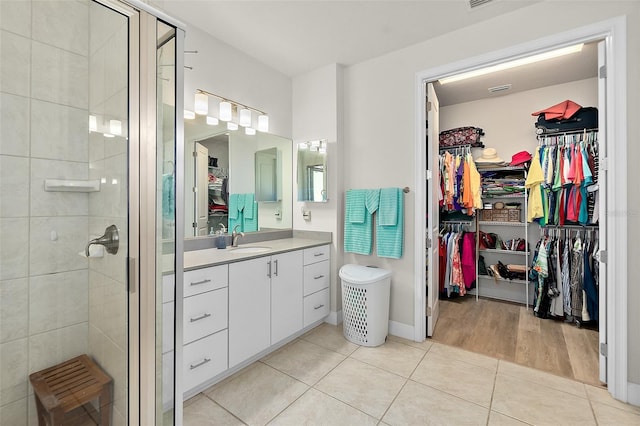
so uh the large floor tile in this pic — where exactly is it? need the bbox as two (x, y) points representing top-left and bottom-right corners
(492, 374), (595, 425)
(382, 380), (488, 425)
(411, 352), (496, 407)
(314, 358), (405, 419)
(428, 342), (499, 371)
(591, 401), (640, 425)
(300, 323), (359, 356)
(351, 339), (425, 378)
(206, 363), (307, 426)
(585, 384), (640, 416)
(183, 394), (244, 426)
(269, 388), (377, 426)
(488, 411), (532, 425)
(387, 334), (434, 352)
(498, 359), (587, 398)
(262, 339), (345, 385)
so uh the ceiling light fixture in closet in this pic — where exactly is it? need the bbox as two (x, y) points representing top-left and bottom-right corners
(439, 43), (584, 85)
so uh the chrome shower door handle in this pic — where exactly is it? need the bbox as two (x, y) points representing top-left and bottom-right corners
(86, 224), (119, 256)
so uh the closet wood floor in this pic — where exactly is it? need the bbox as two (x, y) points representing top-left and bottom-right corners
(431, 296), (601, 387)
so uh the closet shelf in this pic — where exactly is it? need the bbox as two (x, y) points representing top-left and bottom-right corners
(479, 248), (529, 255)
(478, 221), (526, 227)
(482, 193), (525, 199)
(478, 274), (528, 284)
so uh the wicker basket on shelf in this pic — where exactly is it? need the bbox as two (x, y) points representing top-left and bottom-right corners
(479, 208), (521, 222)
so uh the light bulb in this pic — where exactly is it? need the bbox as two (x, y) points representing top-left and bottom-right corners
(298, 142), (308, 150)
(245, 127), (256, 135)
(184, 110), (195, 120)
(258, 114), (269, 132)
(206, 116), (219, 126)
(239, 108), (252, 127)
(109, 119), (122, 136)
(227, 122), (238, 131)
(194, 93), (208, 115)
(89, 115), (97, 132)
(219, 101), (232, 121)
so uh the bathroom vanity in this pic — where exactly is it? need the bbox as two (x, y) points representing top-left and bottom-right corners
(162, 238), (330, 403)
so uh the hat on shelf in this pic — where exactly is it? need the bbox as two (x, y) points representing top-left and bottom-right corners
(475, 148), (504, 164)
(510, 151), (532, 166)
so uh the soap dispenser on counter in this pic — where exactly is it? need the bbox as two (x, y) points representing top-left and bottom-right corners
(215, 224), (227, 249)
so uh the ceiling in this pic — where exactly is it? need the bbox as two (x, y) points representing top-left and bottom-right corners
(157, 0), (597, 106)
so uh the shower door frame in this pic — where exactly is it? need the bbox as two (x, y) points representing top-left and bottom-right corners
(94, 0), (185, 424)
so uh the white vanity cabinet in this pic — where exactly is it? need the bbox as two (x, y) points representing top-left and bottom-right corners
(228, 250), (303, 368)
(302, 245), (330, 327)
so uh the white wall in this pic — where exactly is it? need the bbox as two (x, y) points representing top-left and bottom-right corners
(182, 25), (292, 139)
(440, 78), (598, 163)
(292, 64), (344, 317)
(342, 1), (639, 385)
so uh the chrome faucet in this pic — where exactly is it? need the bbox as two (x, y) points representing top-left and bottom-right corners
(231, 224), (245, 247)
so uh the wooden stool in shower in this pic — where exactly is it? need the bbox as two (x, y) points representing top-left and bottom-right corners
(29, 354), (113, 426)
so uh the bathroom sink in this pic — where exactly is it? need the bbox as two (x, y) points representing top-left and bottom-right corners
(229, 246), (271, 254)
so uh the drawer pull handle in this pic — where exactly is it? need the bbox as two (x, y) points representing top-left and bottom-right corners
(190, 279), (211, 286)
(314, 304), (325, 310)
(190, 313), (211, 322)
(313, 274), (325, 280)
(313, 252), (324, 257)
(189, 357), (211, 370)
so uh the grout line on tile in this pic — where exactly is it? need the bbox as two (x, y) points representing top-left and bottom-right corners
(408, 378), (492, 412)
(200, 393), (248, 425)
(263, 385), (313, 425)
(376, 376), (410, 423)
(584, 385), (600, 426)
(486, 360), (500, 426)
(311, 384), (385, 422)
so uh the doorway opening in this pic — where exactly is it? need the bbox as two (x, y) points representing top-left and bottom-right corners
(414, 17), (628, 401)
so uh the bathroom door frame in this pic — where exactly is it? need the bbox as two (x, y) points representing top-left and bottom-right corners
(414, 17), (629, 403)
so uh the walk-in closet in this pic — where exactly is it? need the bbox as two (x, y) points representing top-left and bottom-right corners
(425, 40), (605, 387)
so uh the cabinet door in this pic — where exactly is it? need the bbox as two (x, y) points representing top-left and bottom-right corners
(271, 250), (303, 344)
(228, 257), (271, 368)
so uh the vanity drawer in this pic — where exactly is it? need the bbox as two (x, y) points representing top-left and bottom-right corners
(184, 265), (228, 297)
(183, 288), (228, 345)
(303, 288), (330, 327)
(303, 260), (330, 296)
(183, 329), (228, 393)
(303, 245), (330, 265)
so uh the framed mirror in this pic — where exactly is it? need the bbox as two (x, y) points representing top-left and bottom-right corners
(184, 115), (292, 237)
(297, 140), (328, 202)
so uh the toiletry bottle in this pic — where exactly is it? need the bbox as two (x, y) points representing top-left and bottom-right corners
(216, 224), (227, 249)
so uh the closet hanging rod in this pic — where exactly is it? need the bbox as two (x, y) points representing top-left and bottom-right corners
(536, 128), (598, 138)
(441, 220), (474, 224)
(541, 224), (598, 229)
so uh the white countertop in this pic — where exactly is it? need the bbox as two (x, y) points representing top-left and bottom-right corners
(162, 238), (330, 273)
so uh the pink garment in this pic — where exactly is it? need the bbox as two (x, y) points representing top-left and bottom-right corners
(450, 235), (466, 296)
(461, 232), (477, 289)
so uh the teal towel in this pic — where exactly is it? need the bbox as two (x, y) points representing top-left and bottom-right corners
(228, 211), (243, 232)
(377, 187), (403, 258)
(365, 189), (380, 215)
(228, 194), (239, 220)
(346, 189), (366, 224)
(244, 202), (258, 232)
(236, 194), (246, 213)
(244, 193), (255, 219)
(162, 174), (174, 219)
(378, 187), (398, 226)
(344, 189), (373, 255)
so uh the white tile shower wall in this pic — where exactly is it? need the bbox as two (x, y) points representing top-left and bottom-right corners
(0, 1), (93, 421)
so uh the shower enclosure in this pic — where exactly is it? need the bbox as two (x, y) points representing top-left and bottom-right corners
(0, 0), (183, 424)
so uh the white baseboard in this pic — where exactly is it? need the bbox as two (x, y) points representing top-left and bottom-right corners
(326, 310), (342, 325)
(389, 320), (414, 341)
(628, 382), (640, 407)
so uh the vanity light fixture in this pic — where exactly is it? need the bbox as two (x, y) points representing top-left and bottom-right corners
(219, 101), (232, 121)
(258, 114), (269, 132)
(227, 122), (238, 131)
(89, 115), (97, 132)
(206, 116), (219, 126)
(299, 139), (326, 153)
(195, 89), (269, 131)
(239, 108), (252, 127)
(184, 110), (196, 120)
(439, 43), (584, 85)
(298, 142), (308, 150)
(109, 119), (122, 136)
(194, 92), (209, 115)
(245, 127), (256, 135)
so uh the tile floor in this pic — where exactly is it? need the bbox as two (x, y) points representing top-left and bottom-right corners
(184, 323), (640, 426)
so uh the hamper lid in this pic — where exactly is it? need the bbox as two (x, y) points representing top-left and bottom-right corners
(339, 264), (392, 284)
